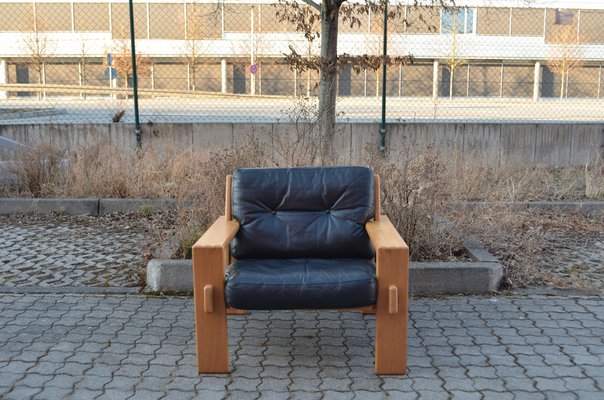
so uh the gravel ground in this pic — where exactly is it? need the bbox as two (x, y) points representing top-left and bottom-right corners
(0, 212), (175, 288)
(469, 208), (604, 293)
(1, 208), (602, 293)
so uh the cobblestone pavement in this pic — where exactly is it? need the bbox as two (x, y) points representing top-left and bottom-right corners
(1, 293), (603, 400)
(0, 215), (159, 288)
(545, 235), (604, 291)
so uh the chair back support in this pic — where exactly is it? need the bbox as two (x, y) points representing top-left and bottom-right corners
(231, 166), (375, 259)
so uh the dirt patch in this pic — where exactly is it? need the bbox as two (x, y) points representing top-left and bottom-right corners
(463, 206), (604, 293)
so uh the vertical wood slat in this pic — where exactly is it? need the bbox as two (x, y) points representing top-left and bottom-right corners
(193, 246), (229, 373)
(375, 246), (408, 374)
(225, 175), (232, 221)
(374, 174), (381, 221)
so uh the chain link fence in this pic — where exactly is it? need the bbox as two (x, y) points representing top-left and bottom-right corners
(0, 0), (603, 124)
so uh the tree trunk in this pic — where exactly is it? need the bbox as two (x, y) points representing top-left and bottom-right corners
(318, 1), (340, 164)
(560, 72), (565, 99)
(449, 68), (454, 99)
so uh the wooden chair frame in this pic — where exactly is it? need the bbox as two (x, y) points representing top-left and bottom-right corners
(192, 174), (409, 374)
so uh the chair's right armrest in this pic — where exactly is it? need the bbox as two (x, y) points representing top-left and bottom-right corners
(366, 216), (409, 253)
(193, 216), (240, 251)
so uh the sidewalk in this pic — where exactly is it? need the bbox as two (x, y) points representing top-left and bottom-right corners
(1, 213), (603, 399)
(1, 293), (603, 399)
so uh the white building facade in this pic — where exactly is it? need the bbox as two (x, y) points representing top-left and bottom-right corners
(0, 0), (603, 99)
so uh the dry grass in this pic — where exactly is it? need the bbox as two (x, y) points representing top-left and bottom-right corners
(585, 148), (604, 199)
(6, 143), (66, 197)
(461, 205), (604, 290)
(2, 132), (602, 290)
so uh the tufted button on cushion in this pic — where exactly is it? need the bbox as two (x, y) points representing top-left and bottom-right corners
(225, 258), (377, 310)
(231, 166), (375, 259)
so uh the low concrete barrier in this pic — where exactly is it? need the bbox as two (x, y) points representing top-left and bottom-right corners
(0, 198), (99, 215)
(146, 258), (503, 296)
(99, 198), (176, 214)
(1, 122), (602, 166)
(2, 198), (602, 216)
(0, 198), (177, 215)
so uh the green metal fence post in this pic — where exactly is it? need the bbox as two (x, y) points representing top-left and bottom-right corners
(128, 0), (142, 148)
(380, 0), (388, 155)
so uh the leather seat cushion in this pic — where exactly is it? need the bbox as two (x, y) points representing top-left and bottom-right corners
(231, 166), (375, 259)
(225, 258), (377, 310)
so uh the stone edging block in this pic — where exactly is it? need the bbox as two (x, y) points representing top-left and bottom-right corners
(0, 197), (177, 215)
(146, 258), (503, 296)
(147, 259), (193, 293)
(99, 198), (176, 214)
(410, 261), (503, 295)
(0, 198), (99, 215)
(1, 198), (602, 216)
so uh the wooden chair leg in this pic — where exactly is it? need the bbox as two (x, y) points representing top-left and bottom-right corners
(193, 248), (229, 374)
(375, 248), (408, 375)
(375, 293), (407, 374)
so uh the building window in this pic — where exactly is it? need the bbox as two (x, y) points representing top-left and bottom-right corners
(554, 9), (574, 25)
(441, 8), (475, 34)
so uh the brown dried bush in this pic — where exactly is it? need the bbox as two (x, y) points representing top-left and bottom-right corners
(4, 128), (602, 291)
(8, 142), (66, 197)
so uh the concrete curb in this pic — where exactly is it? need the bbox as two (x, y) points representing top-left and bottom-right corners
(410, 261), (503, 295)
(0, 198), (99, 215)
(99, 198), (177, 215)
(146, 259), (193, 293)
(0, 286), (140, 295)
(463, 200), (604, 216)
(2, 198), (602, 216)
(0, 197), (177, 215)
(146, 238), (504, 296)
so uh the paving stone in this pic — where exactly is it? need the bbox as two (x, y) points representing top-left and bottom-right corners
(351, 391), (385, 400)
(3, 386), (42, 400)
(449, 390), (481, 400)
(2, 291), (604, 399)
(321, 391), (355, 400)
(0, 217), (151, 288)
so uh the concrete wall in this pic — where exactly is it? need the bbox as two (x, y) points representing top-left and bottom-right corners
(1, 122), (602, 166)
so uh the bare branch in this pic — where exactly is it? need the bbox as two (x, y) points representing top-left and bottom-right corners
(300, 0), (320, 11)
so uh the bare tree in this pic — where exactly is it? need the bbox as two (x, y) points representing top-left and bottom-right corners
(441, 8), (466, 99)
(547, 23), (586, 99)
(21, 18), (55, 99)
(78, 39), (90, 99)
(277, 0), (452, 162)
(183, 1), (221, 92)
(105, 37), (151, 95)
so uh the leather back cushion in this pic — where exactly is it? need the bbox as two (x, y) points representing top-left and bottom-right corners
(231, 166), (375, 259)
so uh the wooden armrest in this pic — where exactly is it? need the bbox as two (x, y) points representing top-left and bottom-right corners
(193, 216), (240, 250)
(366, 216), (409, 251)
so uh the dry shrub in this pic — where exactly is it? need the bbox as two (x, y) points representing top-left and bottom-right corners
(3, 126), (602, 292)
(368, 146), (465, 261)
(585, 148), (604, 199)
(463, 206), (602, 290)
(8, 142), (66, 197)
(173, 137), (269, 258)
(442, 150), (585, 202)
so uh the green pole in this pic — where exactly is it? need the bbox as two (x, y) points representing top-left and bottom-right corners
(128, 0), (142, 148)
(379, 0), (388, 155)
